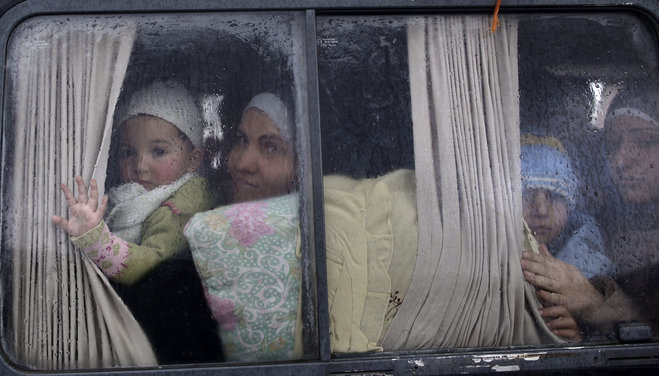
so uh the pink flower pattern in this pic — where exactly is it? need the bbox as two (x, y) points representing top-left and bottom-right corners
(225, 202), (275, 247)
(204, 288), (241, 331)
(80, 222), (129, 278)
(187, 193), (300, 361)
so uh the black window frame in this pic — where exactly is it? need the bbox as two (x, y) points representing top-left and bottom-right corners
(0, 1), (658, 375)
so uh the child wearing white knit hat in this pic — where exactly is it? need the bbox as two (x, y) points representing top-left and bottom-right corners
(52, 80), (217, 286)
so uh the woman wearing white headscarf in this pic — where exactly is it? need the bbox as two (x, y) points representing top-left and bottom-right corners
(522, 86), (658, 337)
(186, 92), (302, 362)
(603, 86), (659, 331)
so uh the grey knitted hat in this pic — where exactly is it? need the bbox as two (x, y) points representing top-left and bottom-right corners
(119, 80), (203, 147)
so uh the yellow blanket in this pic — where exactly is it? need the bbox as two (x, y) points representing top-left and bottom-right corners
(324, 169), (418, 353)
(324, 169), (559, 353)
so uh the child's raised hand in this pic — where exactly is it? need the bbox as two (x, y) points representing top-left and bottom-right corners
(52, 176), (108, 237)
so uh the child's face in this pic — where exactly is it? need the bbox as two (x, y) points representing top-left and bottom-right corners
(117, 115), (201, 190)
(228, 108), (295, 203)
(522, 188), (569, 246)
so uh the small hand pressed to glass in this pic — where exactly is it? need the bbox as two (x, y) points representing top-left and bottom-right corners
(51, 176), (107, 238)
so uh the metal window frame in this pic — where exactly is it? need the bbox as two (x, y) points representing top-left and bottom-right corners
(0, 1), (658, 375)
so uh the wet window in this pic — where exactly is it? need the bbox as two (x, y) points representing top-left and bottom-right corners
(318, 13), (658, 354)
(0, 5), (657, 374)
(1, 12), (311, 369)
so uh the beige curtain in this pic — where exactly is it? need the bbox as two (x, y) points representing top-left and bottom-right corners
(5, 16), (156, 369)
(382, 15), (559, 349)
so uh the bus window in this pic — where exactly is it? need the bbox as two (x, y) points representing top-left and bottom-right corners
(0, 1), (657, 375)
(1, 12), (313, 369)
(317, 12), (658, 355)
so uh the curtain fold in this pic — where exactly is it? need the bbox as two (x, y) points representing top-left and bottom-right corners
(382, 15), (559, 350)
(5, 16), (157, 369)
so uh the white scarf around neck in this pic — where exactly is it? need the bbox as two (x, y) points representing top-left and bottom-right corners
(105, 173), (195, 244)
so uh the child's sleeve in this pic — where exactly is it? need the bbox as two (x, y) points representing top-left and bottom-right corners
(71, 220), (131, 278)
(71, 178), (216, 285)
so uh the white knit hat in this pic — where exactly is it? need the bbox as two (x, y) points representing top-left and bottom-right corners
(606, 86), (659, 129)
(244, 92), (294, 144)
(118, 80), (203, 147)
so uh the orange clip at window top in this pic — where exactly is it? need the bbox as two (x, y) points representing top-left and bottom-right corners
(491, 0), (502, 33)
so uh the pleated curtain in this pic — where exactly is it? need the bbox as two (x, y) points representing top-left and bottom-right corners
(4, 16), (157, 369)
(382, 15), (559, 349)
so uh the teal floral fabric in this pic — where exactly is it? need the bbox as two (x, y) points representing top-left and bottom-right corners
(184, 193), (300, 362)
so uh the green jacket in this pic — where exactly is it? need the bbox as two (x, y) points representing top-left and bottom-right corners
(73, 177), (217, 285)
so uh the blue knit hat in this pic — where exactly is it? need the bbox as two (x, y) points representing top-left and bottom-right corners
(521, 134), (577, 209)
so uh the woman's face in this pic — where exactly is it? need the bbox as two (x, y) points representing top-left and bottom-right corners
(605, 115), (659, 204)
(228, 108), (295, 203)
(523, 188), (569, 246)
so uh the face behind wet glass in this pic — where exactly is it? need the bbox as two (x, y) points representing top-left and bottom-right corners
(228, 108), (296, 203)
(522, 188), (569, 246)
(117, 115), (201, 191)
(605, 115), (659, 204)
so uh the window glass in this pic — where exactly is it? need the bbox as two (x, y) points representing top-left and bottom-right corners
(317, 17), (413, 178)
(518, 13), (659, 344)
(1, 6), (658, 374)
(1, 12), (311, 369)
(318, 12), (658, 356)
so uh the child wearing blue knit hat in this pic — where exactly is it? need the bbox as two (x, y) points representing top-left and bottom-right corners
(521, 134), (611, 279)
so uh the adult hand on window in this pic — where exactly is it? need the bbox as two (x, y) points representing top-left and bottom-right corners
(539, 305), (582, 341)
(521, 244), (604, 321)
(52, 176), (108, 237)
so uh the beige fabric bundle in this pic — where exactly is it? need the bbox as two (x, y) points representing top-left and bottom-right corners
(324, 170), (418, 353)
(324, 169), (559, 353)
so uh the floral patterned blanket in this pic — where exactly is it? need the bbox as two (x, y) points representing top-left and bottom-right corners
(184, 193), (301, 362)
